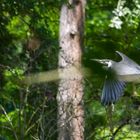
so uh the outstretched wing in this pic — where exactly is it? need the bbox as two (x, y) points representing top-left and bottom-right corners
(101, 76), (126, 106)
(116, 51), (139, 66)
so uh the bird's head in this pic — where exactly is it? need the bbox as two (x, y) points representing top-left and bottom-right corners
(91, 59), (113, 69)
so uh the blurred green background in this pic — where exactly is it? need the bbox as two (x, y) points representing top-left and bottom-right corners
(0, 0), (140, 139)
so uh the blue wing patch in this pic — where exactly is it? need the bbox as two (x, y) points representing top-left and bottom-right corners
(101, 77), (126, 106)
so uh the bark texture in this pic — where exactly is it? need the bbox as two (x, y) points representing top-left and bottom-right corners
(57, 0), (85, 140)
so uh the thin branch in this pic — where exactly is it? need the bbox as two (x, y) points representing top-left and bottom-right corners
(0, 105), (18, 140)
(110, 118), (130, 140)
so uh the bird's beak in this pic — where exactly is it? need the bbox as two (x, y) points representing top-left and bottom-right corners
(91, 59), (110, 70)
(91, 59), (105, 64)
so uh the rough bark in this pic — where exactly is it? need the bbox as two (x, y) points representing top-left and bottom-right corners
(57, 0), (85, 140)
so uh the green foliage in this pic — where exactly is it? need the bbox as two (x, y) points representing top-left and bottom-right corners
(0, 0), (140, 139)
(7, 16), (30, 38)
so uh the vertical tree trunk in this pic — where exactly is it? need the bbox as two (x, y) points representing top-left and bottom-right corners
(57, 0), (85, 140)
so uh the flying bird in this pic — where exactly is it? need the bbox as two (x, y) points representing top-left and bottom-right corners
(93, 51), (140, 106)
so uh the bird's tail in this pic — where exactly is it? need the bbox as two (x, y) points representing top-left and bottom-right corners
(101, 79), (126, 106)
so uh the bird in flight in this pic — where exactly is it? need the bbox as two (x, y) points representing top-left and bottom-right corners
(93, 51), (140, 106)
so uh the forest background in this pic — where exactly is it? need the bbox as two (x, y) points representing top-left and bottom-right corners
(0, 0), (140, 139)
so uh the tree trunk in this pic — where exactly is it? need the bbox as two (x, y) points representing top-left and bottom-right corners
(57, 0), (85, 140)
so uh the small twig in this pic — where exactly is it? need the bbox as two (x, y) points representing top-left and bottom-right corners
(110, 118), (130, 140)
(0, 105), (18, 140)
(0, 64), (11, 70)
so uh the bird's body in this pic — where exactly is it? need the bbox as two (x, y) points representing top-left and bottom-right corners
(93, 51), (140, 105)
